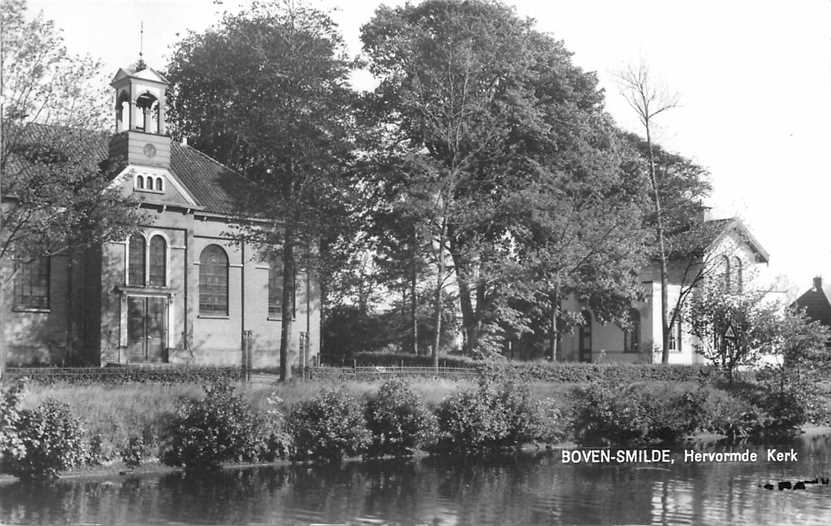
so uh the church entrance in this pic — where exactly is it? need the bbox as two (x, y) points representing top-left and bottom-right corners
(126, 296), (167, 362)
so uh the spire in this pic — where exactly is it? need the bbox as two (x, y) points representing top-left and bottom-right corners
(136, 21), (146, 71)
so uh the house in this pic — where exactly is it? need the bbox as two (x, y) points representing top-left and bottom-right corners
(792, 277), (831, 328)
(557, 217), (770, 364)
(1, 63), (320, 369)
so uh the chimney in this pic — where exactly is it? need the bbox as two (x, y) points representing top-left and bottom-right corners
(814, 276), (822, 291)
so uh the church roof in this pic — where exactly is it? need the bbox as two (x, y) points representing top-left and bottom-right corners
(3, 123), (245, 215)
(667, 217), (769, 263)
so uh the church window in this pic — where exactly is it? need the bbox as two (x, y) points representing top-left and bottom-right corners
(155, 177), (163, 191)
(137, 175), (144, 190)
(128, 235), (146, 286)
(721, 255), (731, 292)
(149, 235), (166, 286)
(135, 93), (159, 133)
(268, 260), (296, 318)
(13, 257), (50, 310)
(199, 245), (228, 316)
(733, 257), (743, 293)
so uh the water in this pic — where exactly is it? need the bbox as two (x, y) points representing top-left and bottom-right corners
(3, 436), (831, 525)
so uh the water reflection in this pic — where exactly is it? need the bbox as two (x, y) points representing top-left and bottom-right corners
(2, 437), (831, 525)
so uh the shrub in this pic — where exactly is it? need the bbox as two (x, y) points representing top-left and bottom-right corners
(260, 393), (291, 461)
(160, 380), (264, 471)
(571, 382), (652, 446)
(700, 388), (761, 441)
(433, 375), (552, 454)
(571, 382), (707, 446)
(120, 436), (145, 469)
(286, 389), (371, 462)
(365, 378), (436, 457)
(5, 399), (88, 480)
(0, 381), (26, 467)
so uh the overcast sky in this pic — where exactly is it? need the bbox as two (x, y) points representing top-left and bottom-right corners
(27, 0), (831, 297)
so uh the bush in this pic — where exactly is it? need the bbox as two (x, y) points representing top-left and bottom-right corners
(120, 436), (144, 469)
(260, 393), (291, 461)
(699, 388), (761, 441)
(365, 379), (436, 457)
(160, 380), (264, 471)
(286, 389), (371, 462)
(433, 375), (554, 454)
(0, 381), (26, 468)
(5, 399), (88, 480)
(571, 382), (706, 446)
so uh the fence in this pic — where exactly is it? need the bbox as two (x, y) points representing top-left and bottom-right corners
(306, 364), (480, 381)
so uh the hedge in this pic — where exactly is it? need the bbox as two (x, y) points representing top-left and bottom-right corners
(327, 351), (479, 368)
(508, 362), (717, 384)
(2, 366), (243, 385)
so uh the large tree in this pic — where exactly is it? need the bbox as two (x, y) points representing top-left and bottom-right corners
(361, 0), (638, 358)
(1, 0), (145, 375)
(166, 2), (357, 380)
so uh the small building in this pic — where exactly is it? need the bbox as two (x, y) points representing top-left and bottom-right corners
(557, 217), (770, 364)
(791, 277), (831, 328)
(1, 63), (320, 369)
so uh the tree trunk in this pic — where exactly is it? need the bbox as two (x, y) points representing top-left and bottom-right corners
(280, 229), (295, 381)
(411, 227), (418, 355)
(645, 125), (670, 364)
(549, 284), (560, 361)
(457, 275), (476, 354)
(433, 220), (446, 372)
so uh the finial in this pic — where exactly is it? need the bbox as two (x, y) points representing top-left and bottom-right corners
(136, 21), (146, 70)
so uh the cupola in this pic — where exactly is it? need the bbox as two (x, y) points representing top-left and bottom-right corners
(109, 62), (171, 170)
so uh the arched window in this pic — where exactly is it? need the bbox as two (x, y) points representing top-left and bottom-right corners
(733, 256), (743, 293)
(128, 235), (146, 286)
(624, 308), (641, 353)
(155, 177), (163, 192)
(116, 91), (130, 132)
(137, 175), (144, 190)
(135, 92), (159, 133)
(721, 255), (731, 292)
(199, 245), (228, 315)
(149, 235), (166, 286)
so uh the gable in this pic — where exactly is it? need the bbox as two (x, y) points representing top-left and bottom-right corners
(110, 165), (201, 210)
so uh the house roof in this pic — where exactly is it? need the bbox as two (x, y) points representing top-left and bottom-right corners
(4, 123), (246, 216)
(668, 217), (769, 264)
(792, 279), (831, 327)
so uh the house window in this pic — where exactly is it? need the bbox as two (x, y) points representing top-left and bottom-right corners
(578, 310), (592, 361)
(733, 256), (743, 293)
(149, 235), (166, 286)
(721, 255), (731, 292)
(668, 311), (682, 352)
(14, 257), (50, 310)
(268, 260), (296, 318)
(199, 245), (228, 316)
(128, 235), (146, 286)
(624, 308), (641, 353)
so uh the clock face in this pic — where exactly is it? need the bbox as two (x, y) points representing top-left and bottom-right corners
(143, 143), (157, 158)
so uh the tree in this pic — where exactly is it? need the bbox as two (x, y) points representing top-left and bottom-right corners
(618, 62), (679, 364)
(685, 282), (781, 384)
(361, 0), (627, 359)
(166, 1), (356, 380)
(1, 0), (145, 376)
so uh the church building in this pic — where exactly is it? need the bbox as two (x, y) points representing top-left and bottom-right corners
(1, 63), (320, 369)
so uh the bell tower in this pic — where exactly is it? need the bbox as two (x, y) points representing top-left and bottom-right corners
(108, 61), (171, 169)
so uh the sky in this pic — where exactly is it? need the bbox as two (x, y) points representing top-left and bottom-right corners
(24, 0), (831, 298)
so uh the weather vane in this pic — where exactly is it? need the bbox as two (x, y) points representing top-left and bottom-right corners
(137, 21), (146, 70)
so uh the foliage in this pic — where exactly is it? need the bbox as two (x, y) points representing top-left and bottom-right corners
(0, 381), (26, 465)
(685, 283), (781, 383)
(160, 380), (264, 471)
(571, 382), (705, 446)
(119, 436), (144, 469)
(433, 372), (557, 454)
(698, 387), (761, 441)
(4, 399), (88, 480)
(364, 378), (436, 457)
(285, 389), (371, 462)
(260, 392), (291, 461)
